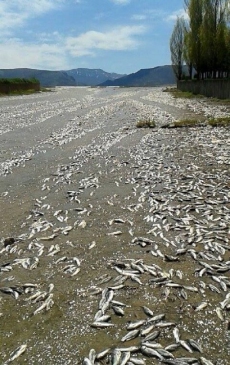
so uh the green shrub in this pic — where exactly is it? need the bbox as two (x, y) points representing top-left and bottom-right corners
(136, 118), (156, 128)
(173, 118), (200, 127)
(207, 116), (230, 127)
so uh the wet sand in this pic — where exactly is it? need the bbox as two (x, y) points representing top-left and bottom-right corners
(0, 87), (230, 365)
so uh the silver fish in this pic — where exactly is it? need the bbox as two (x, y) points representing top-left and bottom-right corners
(6, 344), (27, 363)
(200, 357), (215, 365)
(187, 339), (202, 353)
(91, 322), (114, 328)
(120, 351), (131, 365)
(126, 320), (146, 330)
(111, 350), (121, 365)
(121, 329), (140, 342)
(140, 346), (163, 360)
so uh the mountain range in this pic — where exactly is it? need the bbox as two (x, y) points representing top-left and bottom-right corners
(0, 65), (177, 87)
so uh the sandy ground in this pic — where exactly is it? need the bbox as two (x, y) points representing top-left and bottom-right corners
(0, 87), (230, 365)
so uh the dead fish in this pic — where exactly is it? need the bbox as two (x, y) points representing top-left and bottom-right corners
(140, 346), (163, 360)
(199, 357), (215, 365)
(215, 307), (224, 321)
(120, 351), (131, 365)
(164, 343), (181, 352)
(147, 313), (165, 323)
(157, 348), (174, 359)
(179, 340), (193, 353)
(141, 324), (155, 336)
(89, 241), (96, 249)
(38, 234), (57, 241)
(129, 358), (145, 365)
(79, 220), (87, 228)
(107, 231), (122, 236)
(71, 267), (81, 276)
(142, 306), (153, 317)
(187, 339), (202, 352)
(112, 305), (125, 316)
(82, 357), (93, 365)
(111, 300), (126, 307)
(127, 320), (146, 330)
(121, 329), (140, 342)
(194, 302), (208, 312)
(89, 349), (97, 364)
(96, 348), (110, 360)
(111, 349), (121, 365)
(143, 330), (160, 342)
(91, 322), (114, 328)
(156, 321), (175, 328)
(183, 285), (198, 292)
(6, 344), (27, 363)
(117, 346), (139, 353)
(173, 327), (180, 343)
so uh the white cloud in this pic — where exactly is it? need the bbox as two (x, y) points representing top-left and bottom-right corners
(65, 26), (146, 57)
(110, 0), (131, 5)
(165, 8), (189, 22)
(0, 39), (70, 70)
(132, 14), (147, 21)
(0, 0), (64, 33)
(0, 25), (146, 70)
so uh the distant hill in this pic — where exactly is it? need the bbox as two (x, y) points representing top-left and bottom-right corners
(99, 65), (177, 87)
(0, 65), (178, 88)
(0, 68), (77, 87)
(65, 68), (125, 86)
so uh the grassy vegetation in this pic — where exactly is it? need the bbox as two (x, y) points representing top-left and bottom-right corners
(164, 87), (203, 99)
(172, 118), (201, 127)
(136, 118), (156, 128)
(0, 77), (41, 96)
(207, 116), (230, 127)
(0, 77), (39, 84)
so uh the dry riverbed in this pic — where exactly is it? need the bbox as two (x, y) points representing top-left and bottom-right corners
(0, 86), (230, 365)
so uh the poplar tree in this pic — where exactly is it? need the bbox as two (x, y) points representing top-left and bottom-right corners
(170, 0), (230, 80)
(170, 17), (186, 80)
(185, 0), (204, 79)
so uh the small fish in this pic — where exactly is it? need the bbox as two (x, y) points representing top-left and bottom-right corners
(6, 344), (27, 363)
(164, 343), (181, 352)
(129, 358), (145, 365)
(91, 322), (114, 328)
(107, 231), (122, 236)
(112, 305), (125, 316)
(140, 346), (163, 360)
(82, 357), (93, 365)
(143, 330), (160, 342)
(79, 220), (87, 228)
(173, 327), (180, 343)
(200, 357), (215, 365)
(96, 348), (110, 360)
(120, 351), (131, 365)
(187, 339), (202, 352)
(111, 349), (121, 365)
(121, 329), (140, 342)
(127, 320), (146, 330)
(215, 307), (224, 321)
(117, 346), (139, 353)
(89, 349), (96, 364)
(179, 340), (193, 353)
(142, 306), (153, 317)
(38, 234), (57, 241)
(194, 302), (208, 312)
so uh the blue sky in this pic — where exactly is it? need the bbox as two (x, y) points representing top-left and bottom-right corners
(0, 0), (186, 74)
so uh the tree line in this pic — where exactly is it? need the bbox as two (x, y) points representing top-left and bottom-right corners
(170, 0), (230, 80)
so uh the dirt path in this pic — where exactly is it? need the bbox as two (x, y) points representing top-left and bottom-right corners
(0, 87), (229, 365)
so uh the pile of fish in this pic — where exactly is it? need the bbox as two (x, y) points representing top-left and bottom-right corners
(0, 86), (229, 364)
